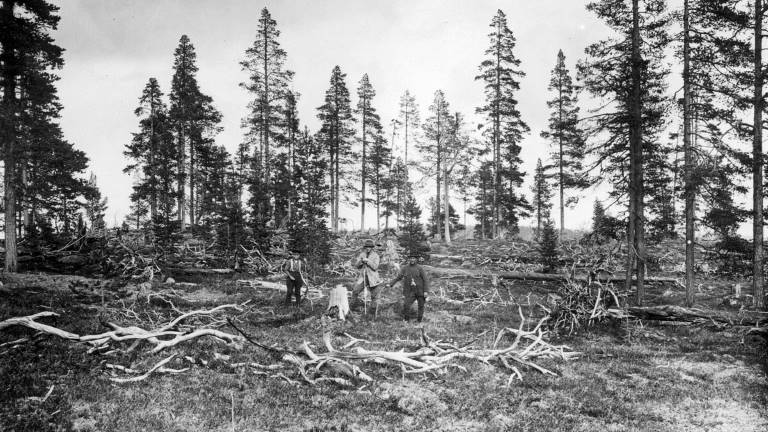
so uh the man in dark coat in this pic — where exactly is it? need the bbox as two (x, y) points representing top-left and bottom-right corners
(281, 248), (304, 307)
(389, 252), (430, 322)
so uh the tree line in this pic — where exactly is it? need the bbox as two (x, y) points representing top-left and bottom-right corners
(3, 2), (768, 310)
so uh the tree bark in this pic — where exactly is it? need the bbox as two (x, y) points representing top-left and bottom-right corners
(754, 0), (765, 309)
(683, 0), (695, 308)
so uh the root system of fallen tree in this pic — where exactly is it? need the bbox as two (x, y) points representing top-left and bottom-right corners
(0, 306), (245, 382)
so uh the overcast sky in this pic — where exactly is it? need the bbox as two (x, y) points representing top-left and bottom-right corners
(52, 0), (622, 231)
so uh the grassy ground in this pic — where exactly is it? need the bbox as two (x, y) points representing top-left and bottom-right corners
(1, 246), (767, 431)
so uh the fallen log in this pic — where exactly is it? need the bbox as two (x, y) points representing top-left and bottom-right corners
(606, 305), (768, 326)
(423, 266), (677, 284)
(165, 267), (235, 275)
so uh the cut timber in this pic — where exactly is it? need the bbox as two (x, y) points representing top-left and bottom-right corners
(607, 305), (768, 326)
(327, 285), (350, 320)
(423, 266), (677, 284)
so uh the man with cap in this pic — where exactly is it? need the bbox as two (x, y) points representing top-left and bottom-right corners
(389, 252), (430, 322)
(352, 239), (384, 312)
(281, 248), (305, 307)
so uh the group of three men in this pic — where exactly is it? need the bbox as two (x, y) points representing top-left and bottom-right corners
(281, 239), (429, 322)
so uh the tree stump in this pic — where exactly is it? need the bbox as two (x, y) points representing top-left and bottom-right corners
(327, 285), (350, 320)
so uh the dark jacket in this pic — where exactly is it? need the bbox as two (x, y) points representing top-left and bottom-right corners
(391, 263), (429, 297)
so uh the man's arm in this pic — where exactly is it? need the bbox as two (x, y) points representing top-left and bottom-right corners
(365, 253), (380, 271)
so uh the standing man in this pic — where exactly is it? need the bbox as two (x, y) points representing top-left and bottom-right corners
(389, 252), (430, 322)
(281, 248), (305, 307)
(352, 239), (383, 312)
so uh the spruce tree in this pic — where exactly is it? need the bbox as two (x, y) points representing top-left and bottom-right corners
(475, 9), (530, 238)
(579, 0), (671, 304)
(290, 129), (331, 264)
(472, 161), (495, 239)
(538, 218), (559, 273)
(169, 35), (222, 228)
(541, 50), (588, 235)
(531, 159), (553, 239)
(124, 78), (178, 244)
(367, 133), (390, 232)
(398, 187), (429, 258)
(317, 66), (355, 232)
(383, 157), (409, 229)
(240, 7), (294, 191)
(84, 173), (108, 231)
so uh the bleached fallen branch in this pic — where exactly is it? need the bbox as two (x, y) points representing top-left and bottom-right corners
(108, 354), (189, 383)
(236, 313), (579, 387)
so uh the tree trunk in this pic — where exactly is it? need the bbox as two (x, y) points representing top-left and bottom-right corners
(626, 0), (645, 305)
(444, 168), (451, 244)
(361, 105), (367, 232)
(190, 135), (196, 224)
(754, 0), (765, 309)
(149, 100), (158, 222)
(178, 126), (186, 231)
(3, 123), (17, 273)
(435, 111), (442, 241)
(683, 0), (695, 308)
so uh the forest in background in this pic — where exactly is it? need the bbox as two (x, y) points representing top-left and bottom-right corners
(2, 0), (768, 308)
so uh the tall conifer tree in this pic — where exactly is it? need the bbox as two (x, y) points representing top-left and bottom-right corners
(317, 66), (355, 232)
(475, 9), (530, 238)
(541, 50), (588, 235)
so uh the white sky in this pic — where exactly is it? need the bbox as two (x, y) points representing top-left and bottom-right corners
(53, 0), (624, 231)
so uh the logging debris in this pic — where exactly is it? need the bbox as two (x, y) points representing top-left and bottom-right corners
(230, 310), (579, 387)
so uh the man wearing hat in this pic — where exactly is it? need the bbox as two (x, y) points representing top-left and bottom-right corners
(352, 239), (384, 311)
(389, 252), (430, 322)
(281, 248), (305, 307)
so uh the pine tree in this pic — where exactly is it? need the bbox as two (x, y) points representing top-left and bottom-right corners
(531, 159), (553, 239)
(475, 9), (530, 238)
(317, 66), (355, 232)
(355, 74), (383, 230)
(1, 0), (64, 271)
(240, 7), (294, 192)
(398, 90), (420, 164)
(441, 112), (480, 243)
(418, 90), (453, 240)
(541, 50), (588, 235)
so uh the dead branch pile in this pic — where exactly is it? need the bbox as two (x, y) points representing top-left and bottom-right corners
(0, 306), (245, 382)
(542, 280), (624, 335)
(230, 311), (579, 387)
